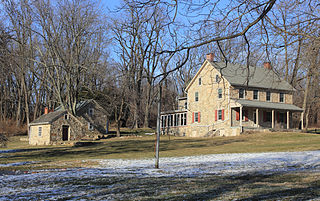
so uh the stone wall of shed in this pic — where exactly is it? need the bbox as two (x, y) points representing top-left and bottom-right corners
(76, 101), (108, 137)
(29, 124), (51, 145)
(50, 115), (85, 142)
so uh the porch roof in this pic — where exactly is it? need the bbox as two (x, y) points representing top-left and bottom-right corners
(232, 99), (303, 112)
(161, 109), (187, 115)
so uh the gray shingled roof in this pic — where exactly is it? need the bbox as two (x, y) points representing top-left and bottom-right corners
(233, 99), (303, 111)
(210, 61), (295, 91)
(29, 110), (67, 126)
(30, 100), (93, 125)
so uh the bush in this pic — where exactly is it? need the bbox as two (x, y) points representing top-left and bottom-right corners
(0, 133), (8, 147)
(0, 119), (27, 136)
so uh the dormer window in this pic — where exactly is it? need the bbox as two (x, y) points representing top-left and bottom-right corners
(253, 90), (258, 100)
(199, 77), (201, 85)
(88, 108), (94, 116)
(279, 93), (284, 103)
(239, 88), (245, 99)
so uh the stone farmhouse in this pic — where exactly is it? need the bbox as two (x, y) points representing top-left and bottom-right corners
(29, 100), (108, 145)
(161, 53), (303, 137)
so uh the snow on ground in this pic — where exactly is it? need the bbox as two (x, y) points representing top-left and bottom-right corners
(1, 150), (320, 200)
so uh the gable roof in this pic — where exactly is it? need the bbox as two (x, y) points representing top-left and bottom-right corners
(29, 99), (100, 126)
(185, 60), (295, 92)
(29, 110), (66, 126)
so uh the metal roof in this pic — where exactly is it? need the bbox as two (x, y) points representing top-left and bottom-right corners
(210, 61), (295, 91)
(233, 99), (303, 111)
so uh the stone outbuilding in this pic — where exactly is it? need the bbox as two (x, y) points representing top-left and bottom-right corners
(29, 100), (108, 145)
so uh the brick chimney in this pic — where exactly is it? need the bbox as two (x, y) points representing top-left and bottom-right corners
(44, 107), (49, 114)
(206, 53), (214, 62)
(264, 62), (272, 70)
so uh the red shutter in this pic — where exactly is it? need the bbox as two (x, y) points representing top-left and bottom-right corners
(245, 110), (248, 121)
(215, 110), (217, 121)
(192, 112), (194, 123)
(263, 111), (267, 122)
(198, 112), (201, 123)
(236, 109), (240, 121)
(222, 109), (225, 121)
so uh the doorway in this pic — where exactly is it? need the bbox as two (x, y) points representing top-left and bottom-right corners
(62, 125), (69, 141)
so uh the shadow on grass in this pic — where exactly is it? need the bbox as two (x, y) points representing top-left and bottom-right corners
(4, 138), (245, 161)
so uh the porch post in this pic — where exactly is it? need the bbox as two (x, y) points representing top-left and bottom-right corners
(240, 106), (243, 132)
(256, 108), (259, 127)
(287, 110), (290, 129)
(272, 109), (275, 129)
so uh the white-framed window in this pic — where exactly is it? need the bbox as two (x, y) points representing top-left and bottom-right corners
(279, 93), (284, 103)
(184, 102), (187, 109)
(253, 90), (258, 100)
(266, 91), (271, 101)
(195, 112), (199, 122)
(38, 127), (42, 136)
(218, 110), (222, 120)
(199, 77), (201, 85)
(64, 114), (69, 120)
(239, 88), (245, 99)
(195, 92), (199, 102)
(218, 88), (222, 99)
(88, 108), (94, 116)
(88, 123), (94, 130)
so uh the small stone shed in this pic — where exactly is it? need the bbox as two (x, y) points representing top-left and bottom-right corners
(29, 100), (108, 145)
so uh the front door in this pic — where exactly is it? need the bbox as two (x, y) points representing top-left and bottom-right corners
(62, 125), (69, 141)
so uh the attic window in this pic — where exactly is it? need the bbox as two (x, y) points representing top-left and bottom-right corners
(88, 123), (94, 130)
(88, 108), (94, 116)
(199, 77), (202, 85)
(216, 75), (220, 83)
(195, 92), (199, 102)
(218, 88), (222, 99)
(64, 114), (69, 120)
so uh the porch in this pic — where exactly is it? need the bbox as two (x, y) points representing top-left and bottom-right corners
(231, 99), (303, 132)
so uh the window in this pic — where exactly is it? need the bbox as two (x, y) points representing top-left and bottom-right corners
(279, 113), (285, 123)
(266, 91), (271, 101)
(195, 92), (199, 102)
(218, 110), (222, 120)
(182, 113), (187, 125)
(279, 93), (284, 102)
(88, 123), (94, 130)
(253, 90), (258, 100)
(38, 127), (42, 136)
(64, 114), (69, 120)
(184, 102), (187, 109)
(218, 88), (222, 99)
(161, 116), (165, 128)
(88, 108), (94, 116)
(216, 75), (220, 83)
(195, 112), (199, 122)
(239, 88), (245, 99)
(199, 77), (201, 85)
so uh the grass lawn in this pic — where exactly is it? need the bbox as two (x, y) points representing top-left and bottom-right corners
(1, 131), (320, 170)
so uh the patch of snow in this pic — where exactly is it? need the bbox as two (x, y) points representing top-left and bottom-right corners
(1, 151), (320, 200)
